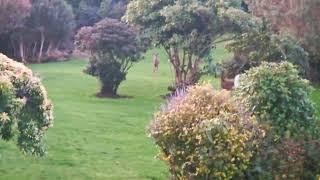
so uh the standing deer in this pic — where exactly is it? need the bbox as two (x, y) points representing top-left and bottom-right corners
(153, 53), (160, 73)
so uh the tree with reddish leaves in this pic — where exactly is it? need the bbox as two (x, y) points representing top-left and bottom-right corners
(245, 0), (315, 37)
(245, 0), (320, 82)
(75, 18), (146, 97)
(0, 0), (75, 63)
(0, 0), (31, 34)
(0, 0), (31, 62)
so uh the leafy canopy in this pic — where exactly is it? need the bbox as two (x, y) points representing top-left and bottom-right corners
(75, 18), (145, 95)
(234, 62), (317, 138)
(125, 0), (224, 89)
(0, 0), (31, 34)
(125, 0), (222, 57)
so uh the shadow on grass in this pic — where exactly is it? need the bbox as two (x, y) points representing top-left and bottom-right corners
(95, 92), (133, 99)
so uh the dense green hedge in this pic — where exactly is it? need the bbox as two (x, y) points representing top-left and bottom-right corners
(234, 62), (317, 138)
(234, 62), (320, 179)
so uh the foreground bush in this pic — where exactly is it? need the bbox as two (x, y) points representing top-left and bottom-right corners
(0, 54), (53, 156)
(149, 84), (263, 179)
(234, 62), (320, 179)
(0, 0), (75, 63)
(234, 62), (317, 138)
(150, 63), (320, 179)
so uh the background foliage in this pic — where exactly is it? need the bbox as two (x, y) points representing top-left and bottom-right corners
(234, 62), (320, 179)
(234, 62), (317, 138)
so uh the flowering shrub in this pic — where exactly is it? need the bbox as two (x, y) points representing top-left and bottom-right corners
(0, 54), (53, 156)
(149, 84), (263, 179)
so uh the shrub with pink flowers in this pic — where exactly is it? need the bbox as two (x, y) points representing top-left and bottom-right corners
(0, 54), (53, 156)
(149, 84), (263, 179)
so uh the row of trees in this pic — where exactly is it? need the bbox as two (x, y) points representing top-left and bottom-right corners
(0, 0), (129, 63)
(75, 0), (319, 97)
(76, 0), (232, 96)
(124, 0), (319, 92)
(0, 0), (74, 63)
(2, 0), (318, 95)
(65, 0), (128, 28)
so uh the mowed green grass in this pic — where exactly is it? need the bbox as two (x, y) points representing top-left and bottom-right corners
(0, 46), (319, 179)
(0, 47), (221, 180)
(0, 50), (171, 179)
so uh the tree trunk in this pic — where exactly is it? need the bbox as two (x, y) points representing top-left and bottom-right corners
(11, 39), (17, 58)
(186, 54), (193, 84)
(38, 31), (45, 63)
(55, 40), (61, 51)
(189, 58), (201, 85)
(100, 84), (117, 97)
(165, 47), (203, 92)
(19, 35), (25, 63)
(46, 41), (53, 55)
(171, 48), (183, 88)
(181, 50), (187, 84)
(32, 41), (38, 59)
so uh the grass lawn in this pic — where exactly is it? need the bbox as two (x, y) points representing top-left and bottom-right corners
(312, 88), (320, 118)
(0, 50), (171, 180)
(0, 46), (319, 179)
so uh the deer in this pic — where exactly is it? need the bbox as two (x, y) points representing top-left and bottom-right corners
(153, 53), (160, 73)
(221, 72), (235, 90)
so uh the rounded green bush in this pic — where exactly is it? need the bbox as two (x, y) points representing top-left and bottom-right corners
(0, 54), (53, 156)
(234, 62), (317, 138)
(234, 62), (320, 179)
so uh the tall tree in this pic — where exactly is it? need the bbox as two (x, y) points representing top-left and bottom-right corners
(0, 0), (31, 34)
(302, 0), (320, 82)
(99, 0), (128, 19)
(125, 0), (224, 91)
(0, 0), (31, 62)
(0, 0), (75, 63)
(245, 0), (320, 82)
(76, 0), (101, 28)
(75, 18), (146, 96)
(65, 0), (81, 9)
(44, 0), (75, 56)
(16, 0), (75, 62)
